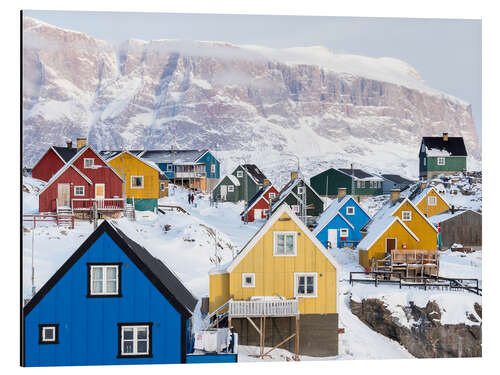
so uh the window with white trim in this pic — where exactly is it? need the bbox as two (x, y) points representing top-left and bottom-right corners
(84, 158), (94, 168)
(166, 164), (173, 172)
(360, 181), (365, 188)
(437, 157), (445, 166)
(269, 192), (276, 199)
(297, 186), (305, 195)
(236, 170), (243, 178)
(423, 158), (427, 166)
(39, 324), (58, 344)
(160, 183), (165, 191)
(119, 324), (151, 357)
(74, 186), (85, 196)
(291, 205), (300, 213)
(274, 231), (297, 256)
(131, 176), (144, 189)
(340, 228), (349, 237)
(357, 181), (361, 188)
(428, 196), (437, 206)
(346, 206), (355, 215)
(89, 264), (120, 296)
(402, 211), (412, 221)
(295, 273), (317, 297)
(370, 181), (374, 188)
(242, 273), (255, 288)
(228, 185), (235, 192)
(211, 164), (216, 173)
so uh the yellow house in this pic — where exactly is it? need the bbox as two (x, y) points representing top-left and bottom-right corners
(413, 186), (450, 217)
(358, 190), (438, 269)
(106, 151), (164, 212)
(209, 204), (341, 357)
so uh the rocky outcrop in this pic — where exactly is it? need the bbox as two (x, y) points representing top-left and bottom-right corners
(350, 298), (482, 358)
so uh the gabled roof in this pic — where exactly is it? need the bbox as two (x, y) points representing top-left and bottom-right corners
(53, 146), (79, 162)
(338, 168), (382, 180)
(140, 150), (208, 164)
(103, 150), (163, 173)
(24, 220), (198, 318)
(240, 164), (267, 185)
(211, 204), (342, 276)
(272, 177), (324, 212)
(213, 174), (241, 192)
(421, 136), (467, 156)
(410, 186), (451, 210)
(429, 209), (482, 225)
(381, 174), (414, 185)
(240, 184), (276, 216)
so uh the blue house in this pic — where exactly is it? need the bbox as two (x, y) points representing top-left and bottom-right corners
(23, 220), (198, 367)
(312, 189), (371, 249)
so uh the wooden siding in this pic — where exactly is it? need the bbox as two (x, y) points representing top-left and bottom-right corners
(209, 273), (230, 314)
(31, 148), (65, 182)
(416, 189), (449, 217)
(244, 186), (279, 222)
(393, 201), (437, 250)
(232, 166), (261, 203)
(439, 211), (482, 248)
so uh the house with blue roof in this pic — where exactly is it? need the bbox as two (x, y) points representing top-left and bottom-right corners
(312, 188), (371, 249)
(23, 220), (198, 367)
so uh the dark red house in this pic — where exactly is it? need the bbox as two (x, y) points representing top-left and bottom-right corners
(240, 184), (279, 222)
(38, 143), (124, 215)
(31, 142), (79, 182)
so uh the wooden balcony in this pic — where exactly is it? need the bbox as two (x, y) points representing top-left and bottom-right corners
(71, 198), (125, 211)
(228, 298), (299, 318)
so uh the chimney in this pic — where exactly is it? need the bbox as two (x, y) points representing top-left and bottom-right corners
(171, 145), (174, 152)
(420, 181), (427, 190)
(337, 187), (347, 201)
(390, 188), (400, 204)
(76, 137), (87, 149)
(290, 171), (298, 180)
(443, 132), (449, 142)
(263, 179), (270, 187)
(66, 140), (73, 149)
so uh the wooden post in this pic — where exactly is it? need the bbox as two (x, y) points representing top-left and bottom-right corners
(261, 316), (266, 357)
(295, 315), (300, 361)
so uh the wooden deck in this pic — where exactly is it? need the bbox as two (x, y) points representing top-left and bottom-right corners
(373, 249), (439, 278)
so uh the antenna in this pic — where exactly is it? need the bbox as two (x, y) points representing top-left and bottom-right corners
(31, 228), (36, 297)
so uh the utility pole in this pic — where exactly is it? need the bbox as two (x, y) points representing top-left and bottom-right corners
(351, 163), (355, 199)
(31, 228), (36, 297)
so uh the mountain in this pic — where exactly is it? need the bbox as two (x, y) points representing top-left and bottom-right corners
(22, 17), (480, 183)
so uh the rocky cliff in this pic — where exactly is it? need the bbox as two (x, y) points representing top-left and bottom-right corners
(22, 17), (480, 181)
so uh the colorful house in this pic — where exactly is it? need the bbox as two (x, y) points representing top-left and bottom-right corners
(212, 175), (241, 202)
(312, 188), (371, 249)
(240, 183), (279, 222)
(101, 151), (166, 212)
(140, 149), (220, 192)
(22, 220), (198, 367)
(419, 133), (467, 179)
(357, 189), (438, 269)
(409, 183), (451, 217)
(310, 167), (383, 201)
(212, 164), (268, 204)
(31, 138), (86, 182)
(271, 172), (324, 226)
(209, 204), (341, 357)
(38, 142), (124, 216)
(379, 174), (414, 194)
(430, 209), (482, 249)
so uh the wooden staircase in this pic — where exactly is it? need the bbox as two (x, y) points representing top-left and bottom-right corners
(55, 205), (75, 228)
(124, 203), (136, 221)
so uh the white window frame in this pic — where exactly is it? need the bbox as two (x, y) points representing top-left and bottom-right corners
(211, 164), (216, 173)
(236, 170), (243, 178)
(242, 273), (256, 288)
(297, 186), (305, 195)
(131, 176), (144, 189)
(291, 205), (300, 213)
(228, 185), (235, 192)
(428, 196), (437, 206)
(273, 231), (297, 256)
(340, 228), (349, 237)
(402, 211), (412, 221)
(119, 325), (150, 356)
(166, 164), (173, 172)
(89, 264), (120, 296)
(346, 206), (355, 215)
(294, 272), (318, 298)
(74, 185), (85, 196)
(84, 158), (94, 168)
(437, 157), (445, 166)
(269, 192), (276, 199)
(160, 183), (165, 191)
(40, 325), (58, 343)
(423, 158), (427, 166)
(357, 181), (361, 188)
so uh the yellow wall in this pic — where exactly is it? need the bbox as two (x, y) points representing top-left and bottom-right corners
(209, 272), (230, 314)
(209, 212), (337, 315)
(393, 201), (437, 250)
(416, 190), (449, 217)
(108, 153), (160, 200)
(159, 180), (169, 198)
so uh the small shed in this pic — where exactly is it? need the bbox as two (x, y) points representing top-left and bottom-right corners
(432, 210), (482, 248)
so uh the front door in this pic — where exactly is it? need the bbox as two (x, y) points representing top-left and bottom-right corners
(254, 209), (262, 220)
(57, 183), (70, 207)
(328, 229), (337, 249)
(386, 238), (397, 256)
(220, 185), (227, 200)
(95, 184), (105, 199)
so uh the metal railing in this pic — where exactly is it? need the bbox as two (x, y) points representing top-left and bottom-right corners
(71, 198), (125, 211)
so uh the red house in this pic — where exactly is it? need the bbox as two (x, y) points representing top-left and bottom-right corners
(240, 183), (279, 222)
(38, 142), (124, 215)
(31, 140), (80, 182)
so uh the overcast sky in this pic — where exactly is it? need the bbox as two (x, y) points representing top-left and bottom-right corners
(24, 10), (482, 139)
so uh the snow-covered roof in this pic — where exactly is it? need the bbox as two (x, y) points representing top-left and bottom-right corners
(312, 195), (359, 236)
(421, 136), (467, 156)
(104, 150), (163, 173)
(429, 209), (481, 225)
(240, 184), (275, 216)
(411, 186), (451, 209)
(227, 175), (240, 186)
(140, 149), (208, 164)
(272, 177), (323, 212)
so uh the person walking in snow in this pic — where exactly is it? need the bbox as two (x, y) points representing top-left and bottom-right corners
(187, 191), (192, 205)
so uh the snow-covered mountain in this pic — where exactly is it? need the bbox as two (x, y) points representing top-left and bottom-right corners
(22, 17), (480, 182)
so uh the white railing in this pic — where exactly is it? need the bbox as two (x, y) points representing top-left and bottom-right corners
(228, 298), (299, 317)
(175, 172), (206, 179)
(72, 198), (125, 211)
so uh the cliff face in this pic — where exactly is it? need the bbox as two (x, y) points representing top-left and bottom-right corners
(22, 17), (480, 180)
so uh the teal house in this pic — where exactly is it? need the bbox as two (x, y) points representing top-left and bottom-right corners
(419, 133), (467, 180)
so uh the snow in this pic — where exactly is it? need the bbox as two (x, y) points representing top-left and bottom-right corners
(426, 148), (451, 157)
(226, 174), (240, 186)
(312, 195), (352, 236)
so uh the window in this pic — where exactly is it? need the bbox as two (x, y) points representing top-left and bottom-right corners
(428, 196), (437, 206)
(402, 211), (412, 221)
(340, 228), (349, 238)
(269, 192), (276, 199)
(437, 157), (445, 166)
(39, 324), (59, 344)
(166, 164), (173, 172)
(297, 186), (305, 195)
(357, 181), (361, 188)
(370, 181), (374, 188)
(294, 273), (317, 297)
(131, 176), (144, 189)
(291, 205), (300, 213)
(346, 206), (355, 215)
(228, 185), (235, 192)
(211, 164), (216, 173)
(423, 158), (427, 166)
(274, 232), (297, 256)
(74, 186), (85, 196)
(84, 158), (94, 168)
(360, 181), (365, 188)
(242, 273), (255, 288)
(236, 170), (243, 178)
(118, 323), (152, 358)
(88, 264), (121, 297)
(160, 183), (165, 191)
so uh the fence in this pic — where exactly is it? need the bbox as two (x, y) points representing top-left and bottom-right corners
(229, 298), (299, 317)
(71, 198), (125, 211)
(23, 214), (74, 229)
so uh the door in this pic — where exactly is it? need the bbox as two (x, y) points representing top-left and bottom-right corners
(95, 184), (105, 199)
(386, 238), (397, 256)
(57, 183), (70, 207)
(220, 185), (227, 200)
(328, 229), (337, 249)
(254, 209), (262, 220)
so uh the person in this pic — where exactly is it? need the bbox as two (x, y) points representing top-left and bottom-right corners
(187, 191), (191, 205)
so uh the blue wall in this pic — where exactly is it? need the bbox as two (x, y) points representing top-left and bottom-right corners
(186, 354), (238, 364)
(197, 152), (220, 179)
(157, 163), (175, 179)
(24, 232), (184, 367)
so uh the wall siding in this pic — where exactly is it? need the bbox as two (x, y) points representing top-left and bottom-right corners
(416, 190), (449, 217)
(426, 156), (467, 173)
(440, 211), (482, 248)
(233, 166), (260, 203)
(32, 149), (66, 182)
(197, 152), (220, 179)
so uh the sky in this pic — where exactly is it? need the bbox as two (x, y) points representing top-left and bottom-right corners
(24, 10), (482, 139)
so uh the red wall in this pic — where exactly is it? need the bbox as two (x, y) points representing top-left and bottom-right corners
(244, 186), (279, 222)
(31, 148), (65, 182)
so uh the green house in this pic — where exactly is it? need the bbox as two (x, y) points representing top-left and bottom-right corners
(212, 164), (268, 203)
(310, 167), (383, 200)
(419, 133), (468, 180)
